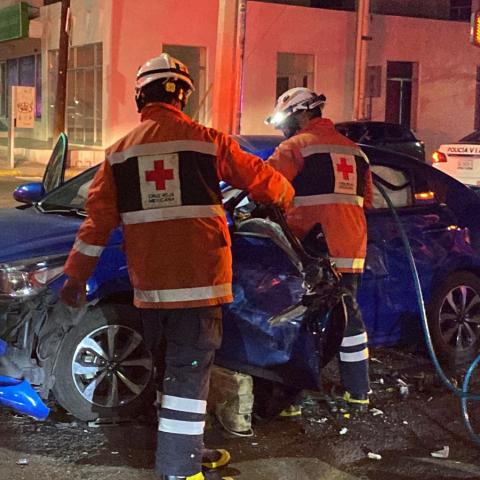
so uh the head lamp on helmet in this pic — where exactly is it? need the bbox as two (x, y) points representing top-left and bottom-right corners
(265, 87), (326, 129)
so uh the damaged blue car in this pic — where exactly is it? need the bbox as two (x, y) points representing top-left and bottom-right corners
(1, 133), (480, 421)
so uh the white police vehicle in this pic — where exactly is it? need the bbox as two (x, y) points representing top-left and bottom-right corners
(432, 130), (480, 186)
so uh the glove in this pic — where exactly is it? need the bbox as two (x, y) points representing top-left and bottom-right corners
(60, 277), (87, 308)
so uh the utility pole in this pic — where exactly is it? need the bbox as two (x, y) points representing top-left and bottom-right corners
(234, 0), (247, 134)
(353, 0), (370, 120)
(53, 0), (70, 139)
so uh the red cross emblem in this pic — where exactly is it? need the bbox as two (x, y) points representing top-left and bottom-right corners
(336, 157), (354, 180)
(145, 160), (174, 190)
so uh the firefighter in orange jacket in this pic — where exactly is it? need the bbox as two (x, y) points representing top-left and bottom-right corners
(266, 87), (372, 411)
(60, 53), (293, 480)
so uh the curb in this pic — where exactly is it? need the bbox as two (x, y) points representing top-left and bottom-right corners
(0, 169), (22, 177)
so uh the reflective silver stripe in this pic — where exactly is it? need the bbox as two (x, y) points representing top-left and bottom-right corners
(73, 239), (105, 257)
(121, 204), (225, 224)
(162, 395), (207, 414)
(300, 144), (368, 162)
(341, 332), (368, 348)
(158, 418), (205, 435)
(331, 257), (365, 270)
(135, 283), (231, 303)
(108, 140), (217, 165)
(339, 348), (369, 362)
(294, 193), (364, 207)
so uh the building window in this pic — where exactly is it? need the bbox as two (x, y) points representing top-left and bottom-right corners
(162, 45), (207, 123)
(450, 0), (471, 21)
(49, 43), (103, 145)
(276, 53), (314, 99)
(385, 61), (418, 129)
(365, 65), (382, 120)
(0, 54), (41, 119)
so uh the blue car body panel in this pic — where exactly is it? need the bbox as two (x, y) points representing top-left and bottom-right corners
(1, 136), (480, 384)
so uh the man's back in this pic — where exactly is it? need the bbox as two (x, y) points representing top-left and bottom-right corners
(268, 117), (372, 274)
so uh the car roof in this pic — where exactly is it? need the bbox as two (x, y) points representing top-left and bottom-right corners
(233, 135), (283, 160)
(459, 130), (480, 143)
(335, 121), (409, 129)
(235, 134), (423, 166)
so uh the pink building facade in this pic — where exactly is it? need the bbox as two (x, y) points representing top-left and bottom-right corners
(32, 0), (480, 162)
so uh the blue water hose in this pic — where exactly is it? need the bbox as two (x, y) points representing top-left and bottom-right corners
(374, 180), (480, 446)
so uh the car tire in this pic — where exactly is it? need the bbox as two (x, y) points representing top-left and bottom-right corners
(427, 271), (480, 366)
(52, 303), (154, 421)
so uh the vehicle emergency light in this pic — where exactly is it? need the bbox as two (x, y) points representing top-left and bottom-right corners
(432, 151), (447, 163)
(471, 10), (480, 47)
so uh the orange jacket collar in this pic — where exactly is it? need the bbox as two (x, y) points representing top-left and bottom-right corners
(299, 117), (335, 135)
(140, 102), (190, 123)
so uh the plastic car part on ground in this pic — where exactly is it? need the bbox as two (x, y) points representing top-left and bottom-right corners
(0, 340), (49, 420)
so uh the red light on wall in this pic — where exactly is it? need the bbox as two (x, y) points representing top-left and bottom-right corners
(432, 151), (447, 163)
(471, 10), (480, 47)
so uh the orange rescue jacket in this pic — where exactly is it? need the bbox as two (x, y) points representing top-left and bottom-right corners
(64, 103), (294, 309)
(268, 117), (372, 273)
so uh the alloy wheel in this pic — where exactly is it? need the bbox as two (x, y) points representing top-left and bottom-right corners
(439, 285), (480, 351)
(71, 324), (153, 408)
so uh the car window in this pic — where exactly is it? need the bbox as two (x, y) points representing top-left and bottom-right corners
(460, 131), (480, 143)
(384, 124), (416, 142)
(364, 124), (385, 142)
(371, 165), (413, 209)
(336, 123), (366, 142)
(40, 167), (97, 210)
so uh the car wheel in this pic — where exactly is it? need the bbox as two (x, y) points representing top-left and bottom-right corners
(427, 272), (480, 365)
(52, 303), (154, 421)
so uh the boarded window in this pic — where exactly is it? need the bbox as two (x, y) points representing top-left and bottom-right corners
(276, 53), (314, 99)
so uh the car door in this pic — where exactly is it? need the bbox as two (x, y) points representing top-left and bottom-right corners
(360, 159), (462, 347)
(42, 133), (69, 194)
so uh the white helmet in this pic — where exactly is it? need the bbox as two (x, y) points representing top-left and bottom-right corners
(135, 53), (195, 91)
(266, 87), (326, 128)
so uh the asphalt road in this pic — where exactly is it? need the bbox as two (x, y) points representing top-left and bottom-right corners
(1, 175), (480, 479)
(1, 348), (480, 480)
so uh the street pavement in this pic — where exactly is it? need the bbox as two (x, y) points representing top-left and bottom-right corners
(1, 348), (480, 480)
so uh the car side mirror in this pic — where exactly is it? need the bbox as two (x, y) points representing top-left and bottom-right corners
(13, 182), (45, 205)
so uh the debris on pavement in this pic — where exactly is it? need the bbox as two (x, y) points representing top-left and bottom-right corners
(431, 446), (450, 459)
(397, 379), (409, 397)
(370, 408), (384, 416)
(367, 452), (382, 460)
(339, 427), (348, 435)
(16, 458), (29, 465)
(309, 417), (328, 424)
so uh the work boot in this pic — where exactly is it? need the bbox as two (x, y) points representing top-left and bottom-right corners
(158, 471), (234, 479)
(278, 404), (302, 417)
(202, 448), (231, 470)
(330, 386), (370, 414)
(340, 391), (369, 413)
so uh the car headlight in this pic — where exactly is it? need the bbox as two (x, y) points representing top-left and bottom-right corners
(0, 254), (67, 301)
